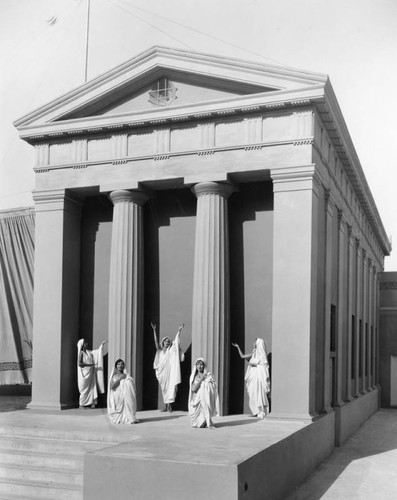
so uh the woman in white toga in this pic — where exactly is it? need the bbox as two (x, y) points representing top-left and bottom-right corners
(77, 338), (108, 408)
(188, 357), (219, 429)
(107, 359), (139, 424)
(151, 322), (185, 412)
(232, 338), (270, 419)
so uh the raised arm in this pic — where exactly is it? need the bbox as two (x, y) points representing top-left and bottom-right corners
(151, 322), (160, 351)
(232, 343), (252, 360)
(177, 323), (185, 334)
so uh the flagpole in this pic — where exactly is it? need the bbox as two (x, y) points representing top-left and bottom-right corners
(84, 0), (91, 83)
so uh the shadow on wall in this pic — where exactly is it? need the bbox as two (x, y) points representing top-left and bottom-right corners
(285, 409), (397, 500)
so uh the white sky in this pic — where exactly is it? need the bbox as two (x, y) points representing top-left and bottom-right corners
(1, 0), (396, 270)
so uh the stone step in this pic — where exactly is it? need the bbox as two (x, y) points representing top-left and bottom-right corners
(0, 478), (81, 500)
(0, 424), (120, 443)
(0, 435), (107, 454)
(0, 449), (83, 471)
(0, 460), (83, 486)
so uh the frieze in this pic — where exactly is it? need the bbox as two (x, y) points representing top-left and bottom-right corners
(0, 359), (32, 371)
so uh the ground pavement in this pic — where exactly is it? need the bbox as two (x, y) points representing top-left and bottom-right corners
(286, 408), (397, 499)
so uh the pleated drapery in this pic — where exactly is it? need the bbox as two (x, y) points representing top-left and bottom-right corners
(0, 207), (34, 385)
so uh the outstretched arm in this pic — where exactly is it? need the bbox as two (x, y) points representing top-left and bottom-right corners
(177, 323), (184, 334)
(151, 322), (160, 351)
(232, 343), (252, 360)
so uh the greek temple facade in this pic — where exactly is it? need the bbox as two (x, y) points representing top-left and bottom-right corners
(15, 47), (390, 441)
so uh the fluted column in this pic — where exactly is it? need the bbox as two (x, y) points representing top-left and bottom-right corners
(108, 189), (148, 408)
(336, 211), (347, 406)
(191, 181), (236, 415)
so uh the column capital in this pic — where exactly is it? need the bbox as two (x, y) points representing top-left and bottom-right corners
(192, 181), (236, 200)
(109, 189), (149, 207)
(33, 188), (84, 215)
(270, 165), (322, 195)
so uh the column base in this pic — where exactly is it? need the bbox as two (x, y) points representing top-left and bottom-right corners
(28, 401), (76, 411)
(268, 410), (320, 423)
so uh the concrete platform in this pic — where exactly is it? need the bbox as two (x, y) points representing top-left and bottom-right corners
(0, 394), (335, 500)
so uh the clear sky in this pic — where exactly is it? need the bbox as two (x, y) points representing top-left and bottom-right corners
(1, 0), (396, 270)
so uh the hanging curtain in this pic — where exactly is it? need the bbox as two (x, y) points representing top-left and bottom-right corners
(0, 207), (34, 385)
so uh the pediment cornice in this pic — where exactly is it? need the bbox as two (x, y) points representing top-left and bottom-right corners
(16, 85), (325, 142)
(14, 46), (327, 130)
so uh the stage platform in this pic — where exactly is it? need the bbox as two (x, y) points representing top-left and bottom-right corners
(0, 401), (335, 500)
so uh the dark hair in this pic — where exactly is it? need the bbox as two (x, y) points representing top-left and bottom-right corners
(114, 358), (125, 368)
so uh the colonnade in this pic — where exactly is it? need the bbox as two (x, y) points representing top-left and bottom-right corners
(107, 181), (235, 414)
(29, 166), (380, 418)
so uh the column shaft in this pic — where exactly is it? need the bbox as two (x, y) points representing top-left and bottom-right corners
(108, 189), (148, 408)
(30, 189), (83, 410)
(191, 182), (235, 415)
(323, 192), (334, 413)
(270, 166), (320, 421)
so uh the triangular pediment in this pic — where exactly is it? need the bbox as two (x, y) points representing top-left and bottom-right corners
(63, 71), (278, 120)
(15, 46), (328, 131)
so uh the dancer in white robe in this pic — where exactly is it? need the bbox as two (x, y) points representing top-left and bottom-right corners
(77, 338), (107, 408)
(107, 359), (139, 424)
(232, 338), (270, 418)
(188, 358), (219, 429)
(151, 322), (185, 412)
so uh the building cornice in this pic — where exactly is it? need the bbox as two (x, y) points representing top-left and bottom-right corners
(16, 85), (324, 143)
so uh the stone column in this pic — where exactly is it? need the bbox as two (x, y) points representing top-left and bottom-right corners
(191, 181), (235, 415)
(29, 189), (83, 410)
(354, 240), (362, 397)
(108, 189), (148, 408)
(269, 166), (321, 421)
(323, 191), (335, 413)
(346, 225), (354, 401)
(367, 258), (373, 389)
(371, 264), (377, 388)
(361, 249), (367, 393)
(335, 211), (347, 406)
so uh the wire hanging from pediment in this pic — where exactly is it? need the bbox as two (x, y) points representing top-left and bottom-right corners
(149, 77), (177, 106)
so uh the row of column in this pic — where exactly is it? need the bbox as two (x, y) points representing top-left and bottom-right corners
(29, 165), (336, 420)
(322, 196), (379, 413)
(107, 182), (235, 414)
